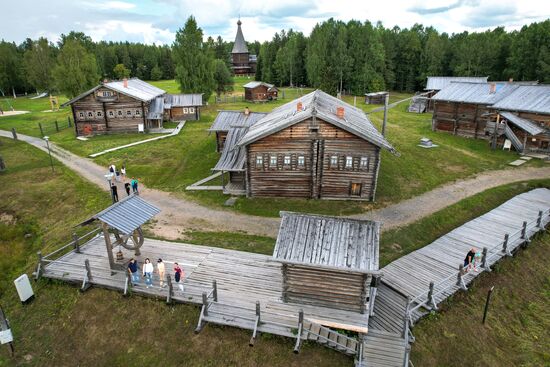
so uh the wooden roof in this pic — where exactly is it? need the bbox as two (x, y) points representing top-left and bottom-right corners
(232, 20), (249, 54)
(431, 82), (518, 105)
(426, 76), (488, 90)
(492, 85), (550, 115)
(209, 110), (267, 132)
(273, 212), (380, 273)
(500, 112), (545, 135)
(212, 127), (249, 172)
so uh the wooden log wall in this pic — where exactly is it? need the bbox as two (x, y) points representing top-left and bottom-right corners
(216, 131), (228, 152)
(432, 101), (491, 140)
(73, 88), (149, 135)
(246, 86), (269, 102)
(247, 119), (380, 200)
(284, 264), (371, 313)
(170, 106), (200, 121)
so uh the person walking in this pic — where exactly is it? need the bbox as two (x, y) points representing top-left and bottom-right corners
(120, 164), (126, 180)
(463, 247), (477, 273)
(110, 183), (119, 203)
(142, 258), (154, 288)
(157, 258), (166, 288)
(173, 262), (184, 291)
(127, 258), (140, 286)
(131, 177), (139, 195)
(124, 181), (131, 196)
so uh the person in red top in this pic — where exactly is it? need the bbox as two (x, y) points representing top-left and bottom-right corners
(173, 262), (184, 291)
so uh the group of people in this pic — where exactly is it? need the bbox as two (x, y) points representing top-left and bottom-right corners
(463, 247), (482, 272)
(108, 163), (139, 203)
(127, 258), (185, 290)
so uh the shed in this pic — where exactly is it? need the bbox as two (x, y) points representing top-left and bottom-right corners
(164, 93), (203, 121)
(243, 81), (278, 102)
(364, 91), (388, 105)
(208, 110), (266, 152)
(273, 212), (381, 314)
(80, 195), (160, 270)
(424, 76), (489, 112)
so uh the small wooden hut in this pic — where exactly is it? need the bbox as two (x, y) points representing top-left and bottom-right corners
(364, 91), (388, 105)
(273, 212), (381, 314)
(244, 82), (278, 102)
(164, 94), (203, 121)
(424, 76), (488, 111)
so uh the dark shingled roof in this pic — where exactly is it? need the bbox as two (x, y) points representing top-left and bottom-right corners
(273, 212), (380, 273)
(232, 20), (249, 54)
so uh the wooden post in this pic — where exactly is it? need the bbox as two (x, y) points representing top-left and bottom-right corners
(457, 263), (467, 290)
(427, 281), (437, 310)
(212, 280), (218, 302)
(249, 301), (261, 346)
(38, 123), (44, 137)
(166, 274), (173, 304)
(536, 210), (543, 229)
(368, 275), (380, 316)
(0, 155), (5, 171)
(482, 286), (494, 324)
(123, 271), (131, 296)
(491, 113), (500, 150)
(402, 297), (411, 338)
(382, 93), (389, 137)
(521, 221), (529, 247)
(35, 251), (43, 280)
(281, 263), (288, 303)
(481, 247), (490, 271)
(202, 292), (209, 316)
(293, 309), (304, 354)
(81, 259), (92, 291)
(11, 127), (17, 140)
(54, 120), (59, 132)
(502, 233), (510, 256)
(67, 116), (72, 127)
(73, 232), (80, 253)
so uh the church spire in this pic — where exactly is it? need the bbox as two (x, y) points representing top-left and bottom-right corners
(232, 18), (248, 54)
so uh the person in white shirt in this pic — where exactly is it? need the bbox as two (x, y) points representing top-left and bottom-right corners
(157, 258), (166, 288)
(142, 258), (154, 288)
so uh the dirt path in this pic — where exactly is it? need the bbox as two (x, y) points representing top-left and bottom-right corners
(2, 130), (549, 238)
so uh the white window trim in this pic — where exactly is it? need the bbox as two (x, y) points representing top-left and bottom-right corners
(360, 157), (368, 168)
(284, 155), (291, 165)
(330, 155), (338, 167)
(298, 155), (305, 166)
(183, 107), (189, 114)
(270, 155), (277, 166)
(256, 155), (263, 166)
(345, 156), (353, 168)
(189, 107), (195, 113)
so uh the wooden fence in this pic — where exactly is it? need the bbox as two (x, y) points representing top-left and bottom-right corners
(37, 116), (73, 137)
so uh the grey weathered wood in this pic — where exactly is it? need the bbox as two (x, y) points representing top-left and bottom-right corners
(39, 123), (44, 136)
(293, 309), (304, 354)
(521, 221), (527, 240)
(11, 127), (17, 140)
(537, 210), (543, 228)
(249, 301), (261, 346)
(73, 232), (80, 253)
(35, 251), (43, 280)
(456, 264), (467, 290)
(212, 280), (218, 302)
(55, 120), (59, 132)
(481, 247), (490, 271)
(81, 259), (92, 292)
(166, 274), (173, 304)
(202, 292), (209, 316)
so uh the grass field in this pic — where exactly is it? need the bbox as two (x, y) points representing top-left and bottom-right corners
(1, 137), (548, 366)
(0, 79), (543, 218)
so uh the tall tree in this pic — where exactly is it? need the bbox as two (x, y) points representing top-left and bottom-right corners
(113, 63), (130, 79)
(173, 16), (215, 101)
(0, 41), (26, 96)
(53, 39), (99, 98)
(23, 38), (56, 92)
(212, 59), (233, 96)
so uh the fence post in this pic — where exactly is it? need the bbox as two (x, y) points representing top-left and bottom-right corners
(427, 281), (437, 310)
(249, 301), (261, 346)
(212, 280), (218, 302)
(402, 297), (411, 338)
(81, 259), (92, 291)
(536, 210), (543, 229)
(502, 233), (510, 256)
(67, 116), (72, 127)
(54, 120), (59, 132)
(457, 263), (467, 290)
(521, 221), (529, 246)
(123, 271), (131, 296)
(0, 155), (5, 171)
(166, 274), (173, 304)
(202, 292), (209, 316)
(73, 232), (80, 253)
(11, 128), (17, 140)
(34, 251), (43, 280)
(481, 247), (490, 272)
(293, 309), (304, 354)
(39, 123), (44, 137)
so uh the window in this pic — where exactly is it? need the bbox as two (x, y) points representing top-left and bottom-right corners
(330, 155), (338, 167)
(135, 109), (141, 116)
(96, 110), (103, 118)
(360, 157), (368, 169)
(256, 155), (263, 166)
(87, 111), (94, 118)
(350, 183), (362, 196)
(108, 110), (114, 118)
(101, 91), (112, 97)
(345, 156), (353, 168)
(126, 110), (132, 116)
(183, 108), (189, 114)
(78, 112), (85, 119)
(298, 156), (305, 167)
(117, 110), (123, 117)
(270, 155), (277, 166)
(189, 107), (195, 113)
(284, 155), (291, 165)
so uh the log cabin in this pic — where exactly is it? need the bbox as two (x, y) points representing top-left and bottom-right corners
(208, 108), (266, 152)
(487, 85), (550, 155)
(231, 20), (257, 75)
(364, 91), (388, 105)
(62, 78), (203, 136)
(244, 81), (279, 102)
(424, 76), (488, 111)
(232, 90), (396, 201)
(431, 81), (519, 139)
(273, 211), (381, 314)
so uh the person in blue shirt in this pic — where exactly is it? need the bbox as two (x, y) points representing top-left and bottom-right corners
(127, 258), (140, 285)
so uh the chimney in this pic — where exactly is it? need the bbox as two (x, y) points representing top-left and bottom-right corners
(508, 77), (513, 83)
(297, 102), (303, 112)
(336, 106), (345, 119)
(244, 107), (250, 115)
(123, 78), (128, 88)
(489, 83), (496, 94)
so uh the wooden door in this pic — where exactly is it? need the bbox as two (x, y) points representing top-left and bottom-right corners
(350, 183), (362, 196)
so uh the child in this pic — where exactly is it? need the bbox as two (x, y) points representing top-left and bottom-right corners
(472, 250), (482, 272)
(174, 262), (184, 291)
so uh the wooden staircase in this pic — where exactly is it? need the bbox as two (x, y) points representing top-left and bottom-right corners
(505, 125), (524, 152)
(303, 321), (358, 356)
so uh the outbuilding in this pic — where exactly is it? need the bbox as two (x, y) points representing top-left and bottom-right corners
(244, 81), (278, 102)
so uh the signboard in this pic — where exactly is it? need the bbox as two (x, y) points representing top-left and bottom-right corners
(0, 329), (13, 344)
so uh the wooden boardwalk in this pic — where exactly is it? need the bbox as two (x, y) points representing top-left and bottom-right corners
(40, 189), (550, 367)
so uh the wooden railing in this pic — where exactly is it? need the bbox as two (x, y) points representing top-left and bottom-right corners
(407, 209), (549, 318)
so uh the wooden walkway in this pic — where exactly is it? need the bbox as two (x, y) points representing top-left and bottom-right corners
(39, 189), (550, 367)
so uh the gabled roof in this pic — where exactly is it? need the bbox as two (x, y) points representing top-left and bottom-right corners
(62, 78), (165, 106)
(212, 127), (249, 172)
(81, 195), (160, 235)
(491, 85), (550, 115)
(426, 76), (488, 90)
(232, 20), (249, 54)
(500, 112), (545, 135)
(432, 82), (519, 105)
(209, 110), (267, 132)
(365, 91), (388, 97)
(243, 81), (276, 90)
(273, 212), (380, 273)
(164, 93), (203, 108)
(238, 90), (396, 153)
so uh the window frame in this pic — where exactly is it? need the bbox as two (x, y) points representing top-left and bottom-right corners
(283, 155), (291, 165)
(96, 110), (103, 118)
(360, 157), (368, 169)
(345, 156), (353, 169)
(256, 155), (263, 167)
(269, 155), (277, 167)
(87, 111), (94, 118)
(108, 110), (115, 118)
(297, 155), (305, 167)
(182, 107), (189, 114)
(330, 155), (338, 167)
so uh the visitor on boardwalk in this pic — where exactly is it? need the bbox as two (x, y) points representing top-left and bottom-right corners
(131, 177), (139, 195)
(463, 247), (477, 272)
(157, 258), (166, 288)
(110, 183), (119, 203)
(472, 250), (482, 272)
(128, 258), (139, 285)
(143, 258), (154, 288)
(124, 181), (131, 196)
(120, 164), (126, 180)
(174, 262), (184, 291)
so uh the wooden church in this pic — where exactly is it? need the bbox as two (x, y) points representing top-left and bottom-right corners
(231, 20), (257, 75)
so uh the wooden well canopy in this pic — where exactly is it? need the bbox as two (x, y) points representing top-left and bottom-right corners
(273, 211), (381, 313)
(80, 195), (160, 270)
